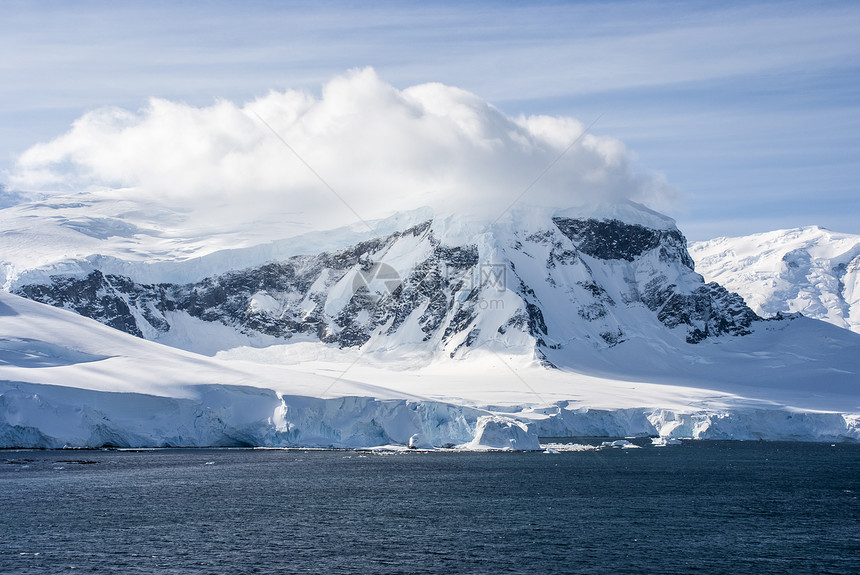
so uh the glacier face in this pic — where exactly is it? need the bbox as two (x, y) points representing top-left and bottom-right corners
(0, 380), (491, 450)
(690, 226), (860, 334)
(4, 378), (858, 449)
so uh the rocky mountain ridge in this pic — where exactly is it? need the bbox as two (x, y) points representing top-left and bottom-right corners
(15, 212), (761, 361)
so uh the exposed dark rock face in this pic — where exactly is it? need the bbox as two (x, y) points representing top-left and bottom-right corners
(547, 217), (757, 343)
(553, 217), (696, 269)
(644, 282), (759, 343)
(16, 271), (161, 337)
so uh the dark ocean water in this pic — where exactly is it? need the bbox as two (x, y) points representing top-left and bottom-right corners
(1, 441), (858, 574)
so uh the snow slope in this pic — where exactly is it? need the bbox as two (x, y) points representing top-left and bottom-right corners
(690, 226), (860, 333)
(0, 189), (432, 289)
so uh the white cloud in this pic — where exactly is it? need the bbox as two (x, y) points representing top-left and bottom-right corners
(11, 68), (675, 231)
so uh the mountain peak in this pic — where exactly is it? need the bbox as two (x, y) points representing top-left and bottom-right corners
(552, 200), (678, 231)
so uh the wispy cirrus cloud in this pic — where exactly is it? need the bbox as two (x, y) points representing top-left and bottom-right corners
(3, 2), (857, 104)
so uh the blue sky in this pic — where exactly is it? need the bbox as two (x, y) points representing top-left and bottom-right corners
(1, 0), (858, 240)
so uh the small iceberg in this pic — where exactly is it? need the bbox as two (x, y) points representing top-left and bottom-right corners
(600, 439), (640, 449)
(651, 437), (682, 447)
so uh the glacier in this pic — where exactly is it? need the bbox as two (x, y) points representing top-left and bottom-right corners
(1, 199), (859, 448)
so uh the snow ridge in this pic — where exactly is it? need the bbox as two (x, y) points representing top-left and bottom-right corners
(691, 226), (860, 333)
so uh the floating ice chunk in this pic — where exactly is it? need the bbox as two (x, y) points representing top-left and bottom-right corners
(600, 439), (640, 449)
(651, 437), (682, 447)
(541, 442), (601, 452)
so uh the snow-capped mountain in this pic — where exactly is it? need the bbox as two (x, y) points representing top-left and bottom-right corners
(9, 202), (758, 360)
(690, 227), (860, 334)
(2, 196), (859, 447)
